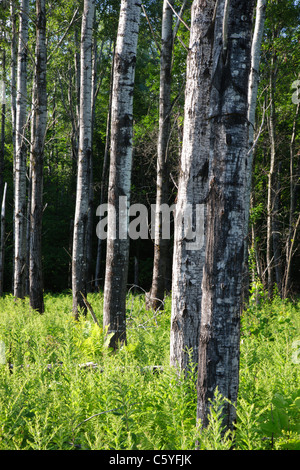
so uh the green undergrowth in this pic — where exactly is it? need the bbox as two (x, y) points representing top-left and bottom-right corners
(0, 288), (299, 450)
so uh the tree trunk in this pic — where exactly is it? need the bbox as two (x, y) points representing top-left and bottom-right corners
(95, 45), (115, 291)
(266, 61), (277, 298)
(197, 0), (254, 430)
(10, 0), (17, 164)
(148, 0), (174, 311)
(72, 0), (95, 319)
(170, 0), (216, 371)
(103, 0), (141, 349)
(245, 0), (267, 294)
(29, 0), (47, 313)
(14, 0), (29, 300)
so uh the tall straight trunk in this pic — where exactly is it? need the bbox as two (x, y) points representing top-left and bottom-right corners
(14, 0), (29, 300)
(170, 0), (216, 371)
(72, 0), (95, 318)
(197, 0), (254, 430)
(10, 0), (17, 163)
(103, 0), (141, 349)
(149, 0), (174, 311)
(85, 7), (97, 293)
(29, 0), (47, 313)
(272, 162), (282, 294)
(266, 62), (277, 298)
(245, 0), (267, 290)
(0, 182), (7, 296)
(95, 46), (114, 291)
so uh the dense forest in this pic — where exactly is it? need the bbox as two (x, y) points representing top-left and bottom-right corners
(0, 0), (299, 452)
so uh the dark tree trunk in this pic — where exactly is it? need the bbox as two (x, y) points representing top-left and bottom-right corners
(29, 0), (47, 313)
(197, 0), (255, 430)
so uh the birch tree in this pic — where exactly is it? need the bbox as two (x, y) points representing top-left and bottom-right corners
(103, 0), (141, 349)
(10, 0), (17, 168)
(29, 0), (47, 313)
(197, 0), (255, 430)
(170, 0), (216, 370)
(72, 0), (95, 318)
(14, 0), (29, 300)
(148, 0), (174, 311)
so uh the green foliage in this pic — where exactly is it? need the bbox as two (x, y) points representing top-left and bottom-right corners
(0, 292), (299, 450)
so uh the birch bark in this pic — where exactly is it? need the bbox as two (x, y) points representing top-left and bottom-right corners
(29, 0), (47, 313)
(10, 0), (17, 164)
(14, 0), (29, 299)
(197, 0), (255, 430)
(72, 0), (95, 318)
(170, 0), (216, 370)
(149, 0), (174, 311)
(103, 0), (141, 349)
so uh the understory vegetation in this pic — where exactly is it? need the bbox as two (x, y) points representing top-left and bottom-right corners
(0, 289), (299, 450)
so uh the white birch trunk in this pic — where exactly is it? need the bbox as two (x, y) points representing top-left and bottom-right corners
(72, 0), (95, 318)
(103, 0), (141, 348)
(10, 0), (17, 163)
(29, 0), (47, 313)
(170, 0), (216, 370)
(197, 0), (255, 430)
(14, 0), (29, 299)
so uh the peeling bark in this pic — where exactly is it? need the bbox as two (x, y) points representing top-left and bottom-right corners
(197, 0), (255, 430)
(170, 0), (216, 371)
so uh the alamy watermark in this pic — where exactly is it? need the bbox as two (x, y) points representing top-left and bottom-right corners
(96, 197), (204, 250)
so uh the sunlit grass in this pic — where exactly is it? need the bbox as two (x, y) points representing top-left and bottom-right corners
(0, 290), (299, 449)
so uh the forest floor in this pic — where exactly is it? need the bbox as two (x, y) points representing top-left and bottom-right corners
(0, 288), (299, 450)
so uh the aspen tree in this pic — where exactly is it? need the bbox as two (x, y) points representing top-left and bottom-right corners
(170, 0), (216, 370)
(197, 0), (255, 430)
(14, 0), (29, 300)
(72, 0), (95, 318)
(103, 0), (141, 348)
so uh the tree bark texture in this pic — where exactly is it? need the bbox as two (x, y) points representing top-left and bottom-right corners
(103, 0), (141, 349)
(10, 0), (17, 164)
(29, 0), (47, 313)
(170, 0), (216, 371)
(197, 0), (255, 430)
(149, 0), (174, 311)
(14, 0), (29, 300)
(72, 0), (95, 318)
